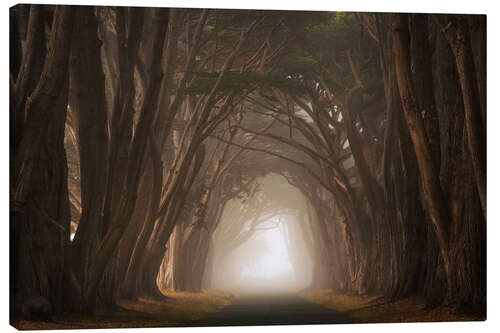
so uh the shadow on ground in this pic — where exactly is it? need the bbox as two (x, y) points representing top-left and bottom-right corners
(190, 292), (353, 327)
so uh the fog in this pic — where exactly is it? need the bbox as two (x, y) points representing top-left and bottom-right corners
(207, 174), (314, 294)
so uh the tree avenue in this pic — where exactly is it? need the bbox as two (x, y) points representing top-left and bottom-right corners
(10, 6), (486, 323)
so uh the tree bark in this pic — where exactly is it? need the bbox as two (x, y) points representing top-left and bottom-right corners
(433, 14), (486, 218)
(11, 5), (46, 153)
(84, 8), (168, 307)
(10, 5), (75, 319)
(392, 13), (453, 302)
(69, 6), (109, 293)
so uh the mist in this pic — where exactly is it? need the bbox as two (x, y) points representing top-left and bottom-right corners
(207, 174), (314, 294)
(10, 5), (485, 327)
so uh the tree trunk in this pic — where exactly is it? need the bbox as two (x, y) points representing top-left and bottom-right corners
(392, 13), (453, 303)
(69, 6), (109, 293)
(101, 7), (145, 235)
(433, 14), (486, 218)
(11, 5), (46, 154)
(83, 9), (168, 307)
(10, 5), (76, 319)
(410, 14), (440, 165)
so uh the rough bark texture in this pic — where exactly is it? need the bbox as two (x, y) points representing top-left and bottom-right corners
(69, 6), (109, 294)
(433, 14), (486, 218)
(11, 5), (76, 319)
(392, 13), (453, 301)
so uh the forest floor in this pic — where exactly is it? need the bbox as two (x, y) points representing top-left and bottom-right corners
(12, 289), (486, 329)
(190, 292), (352, 326)
(301, 289), (486, 323)
(11, 289), (235, 330)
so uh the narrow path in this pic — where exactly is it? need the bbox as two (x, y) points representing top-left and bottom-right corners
(191, 293), (352, 326)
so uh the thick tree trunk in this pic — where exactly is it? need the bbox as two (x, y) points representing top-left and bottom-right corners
(11, 5), (46, 153)
(69, 6), (109, 293)
(134, 144), (206, 297)
(433, 14), (486, 218)
(10, 5), (75, 319)
(435, 27), (486, 312)
(101, 7), (145, 235)
(468, 15), (486, 126)
(120, 137), (164, 299)
(410, 14), (440, 165)
(392, 13), (453, 302)
(83, 9), (168, 307)
(391, 89), (429, 301)
(176, 229), (211, 292)
(10, 4), (29, 82)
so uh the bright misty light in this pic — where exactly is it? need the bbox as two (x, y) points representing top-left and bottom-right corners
(224, 220), (305, 293)
(240, 225), (294, 280)
(207, 174), (314, 294)
(210, 216), (313, 294)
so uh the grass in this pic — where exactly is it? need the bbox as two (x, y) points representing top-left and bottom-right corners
(12, 289), (235, 330)
(301, 289), (486, 323)
(13, 289), (486, 329)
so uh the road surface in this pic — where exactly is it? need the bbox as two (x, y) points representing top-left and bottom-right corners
(191, 293), (353, 327)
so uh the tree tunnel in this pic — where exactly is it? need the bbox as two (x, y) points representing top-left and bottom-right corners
(10, 5), (486, 323)
(208, 174), (315, 294)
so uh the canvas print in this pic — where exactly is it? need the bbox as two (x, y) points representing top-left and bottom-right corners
(9, 4), (486, 329)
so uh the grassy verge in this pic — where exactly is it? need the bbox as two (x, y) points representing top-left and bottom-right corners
(12, 289), (235, 330)
(301, 289), (485, 323)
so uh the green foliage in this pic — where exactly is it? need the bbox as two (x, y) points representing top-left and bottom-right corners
(306, 12), (359, 46)
(279, 54), (318, 74)
(181, 71), (310, 97)
(274, 12), (362, 82)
